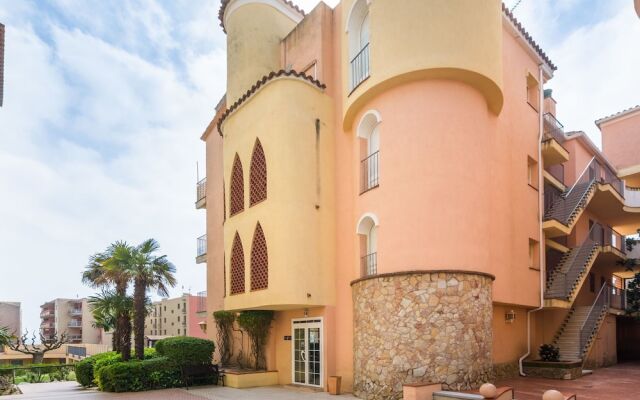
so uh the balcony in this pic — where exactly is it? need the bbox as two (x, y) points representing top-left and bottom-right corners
(360, 151), (379, 194)
(350, 43), (370, 92)
(68, 335), (82, 342)
(196, 234), (207, 264)
(196, 291), (207, 314)
(196, 177), (206, 209)
(542, 113), (570, 166)
(69, 309), (82, 316)
(68, 320), (82, 328)
(361, 253), (378, 277)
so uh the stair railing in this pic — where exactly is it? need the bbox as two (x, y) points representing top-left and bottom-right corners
(547, 224), (600, 300)
(579, 282), (610, 355)
(566, 157), (597, 197)
(545, 158), (598, 226)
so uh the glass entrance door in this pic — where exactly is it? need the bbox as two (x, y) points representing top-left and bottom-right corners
(292, 318), (322, 387)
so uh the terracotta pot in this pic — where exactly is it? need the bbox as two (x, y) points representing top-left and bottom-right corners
(328, 376), (342, 395)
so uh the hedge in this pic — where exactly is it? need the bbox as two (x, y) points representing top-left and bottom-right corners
(76, 352), (117, 387)
(76, 348), (157, 387)
(96, 357), (182, 392)
(155, 336), (214, 366)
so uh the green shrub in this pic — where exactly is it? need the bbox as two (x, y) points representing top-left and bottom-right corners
(155, 336), (214, 366)
(97, 357), (181, 392)
(76, 352), (117, 387)
(539, 344), (560, 362)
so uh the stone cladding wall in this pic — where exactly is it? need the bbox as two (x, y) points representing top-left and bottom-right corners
(352, 271), (494, 399)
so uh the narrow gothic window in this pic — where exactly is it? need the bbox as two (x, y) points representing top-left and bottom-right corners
(230, 233), (245, 295)
(251, 223), (268, 291)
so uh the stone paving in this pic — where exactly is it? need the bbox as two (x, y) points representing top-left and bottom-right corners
(498, 362), (640, 400)
(3, 381), (357, 399)
(5, 363), (640, 400)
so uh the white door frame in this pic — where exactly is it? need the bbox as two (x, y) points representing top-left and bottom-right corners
(291, 317), (324, 388)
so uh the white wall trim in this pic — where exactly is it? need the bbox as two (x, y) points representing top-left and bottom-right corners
(224, 0), (304, 29)
(356, 109), (382, 139)
(356, 212), (379, 234)
(345, 0), (372, 32)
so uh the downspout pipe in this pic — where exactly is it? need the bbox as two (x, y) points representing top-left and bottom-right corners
(519, 63), (547, 376)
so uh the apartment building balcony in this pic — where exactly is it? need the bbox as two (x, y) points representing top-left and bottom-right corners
(360, 151), (379, 194)
(69, 309), (82, 316)
(542, 113), (570, 166)
(543, 158), (640, 237)
(40, 310), (54, 318)
(68, 320), (82, 328)
(68, 335), (82, 343)
(196, 291), (207, 315)
(350, 43), (370, 92)
(196, 177), (206, 209)
(196, 234), (207, 264)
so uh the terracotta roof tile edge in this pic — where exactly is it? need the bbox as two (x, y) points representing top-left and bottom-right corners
(217, 70), (326, 136)
(595, 105), (640, 127)
(502, 3), (557, 71)
(218, 0), (305, 33)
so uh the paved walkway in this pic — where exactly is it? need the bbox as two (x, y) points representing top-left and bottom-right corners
(498, 362), (640, 400)
(4, 381), (356, 399)
(7, 364), (640, 400)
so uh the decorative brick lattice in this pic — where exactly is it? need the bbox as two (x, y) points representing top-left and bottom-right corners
(230, 155), (244, 216)
(250, 223), (268, 291)
(250, 139), (267, 206)
(230, 233), (245, 295)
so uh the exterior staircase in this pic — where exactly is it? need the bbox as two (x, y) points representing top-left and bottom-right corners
(553, 285), (611, 362)
(545, 238), (599, 301)
(544, 180), (597, 228)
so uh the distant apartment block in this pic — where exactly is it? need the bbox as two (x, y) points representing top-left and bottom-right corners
(40, 298), (102, 344)
(144, 292), (207, 346)
(0, 302), (21, 336)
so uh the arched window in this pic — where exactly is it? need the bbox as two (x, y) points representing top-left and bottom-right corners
(357, 110), (381, 193)
(346, 0), (371, 89)
(250, 223), (268, 291)
(230, 233), (245, 295)
(250, 139), (267, 206)
(357, 213), (379, 276)
(230, 154), (244, 216)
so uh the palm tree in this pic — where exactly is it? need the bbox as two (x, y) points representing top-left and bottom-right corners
(0, 326), (12, 348)
(129, 239), (177, 360)
(88, 289), (130, 351)
(82, 241), (134, 361)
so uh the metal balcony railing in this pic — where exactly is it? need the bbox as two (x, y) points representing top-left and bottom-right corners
(196, 291), (207, 313)
(360, 151), (379, 194)
(579, 283), (610, 356)
(543, 113), (566, 144)
(350, 43), (370, 91)
(68, 321), (82, 328)
(197, 235), (207, 258)
(68, 335), (82, 342)
(196, 177), (206, 204)
(610, 286), (626, 311)
(590, 223), (626, 253)
(361, 252), (377, 276)
(69, 309), (82, 316)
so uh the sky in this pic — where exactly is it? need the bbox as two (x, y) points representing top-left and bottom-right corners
(0, 0), (638, 335)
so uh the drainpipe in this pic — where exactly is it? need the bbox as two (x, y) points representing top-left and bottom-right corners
(519, 63), (547, 376)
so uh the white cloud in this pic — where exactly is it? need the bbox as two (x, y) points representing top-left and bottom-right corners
(0, 1), (225, 334)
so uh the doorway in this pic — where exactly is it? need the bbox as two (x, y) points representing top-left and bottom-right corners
(291, 318), (323, 388)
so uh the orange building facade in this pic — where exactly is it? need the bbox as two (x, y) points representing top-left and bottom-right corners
(196, 1), (640, 398)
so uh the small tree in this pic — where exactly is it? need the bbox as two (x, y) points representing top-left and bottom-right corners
(213, 311), (235, 366)
(626, 272), (640, 318)
(7, 331), (69, 364)
(237, 311), (274, 370)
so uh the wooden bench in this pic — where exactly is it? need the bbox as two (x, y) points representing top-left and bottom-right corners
(181, 364), (224, 389)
